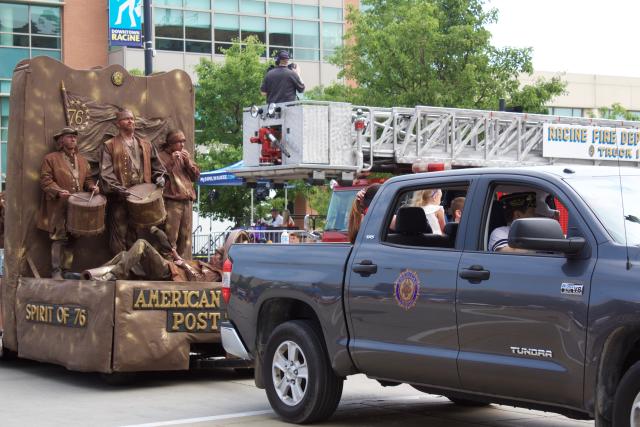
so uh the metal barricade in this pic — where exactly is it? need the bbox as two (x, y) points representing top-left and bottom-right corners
(245, 229), (321, 244)
(192, 231), (230, 260)
(192, 229), (322, 259)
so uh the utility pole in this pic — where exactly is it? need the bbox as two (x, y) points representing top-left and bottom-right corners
(143, 0), (153, 75)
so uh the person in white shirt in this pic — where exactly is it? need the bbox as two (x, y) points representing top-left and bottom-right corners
(488, 192), (537, 252)
(269, 208), (284, 227)
(416, 189), (445, 234)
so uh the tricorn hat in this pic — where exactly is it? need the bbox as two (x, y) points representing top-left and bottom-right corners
(53, 127), (78, 140)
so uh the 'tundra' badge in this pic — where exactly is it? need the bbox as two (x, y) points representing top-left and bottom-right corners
(394, 269), (420, 310)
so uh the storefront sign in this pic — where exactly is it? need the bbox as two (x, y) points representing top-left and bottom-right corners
(108, 0), (143, 48)
(133, 289), (223, 333)
(543, 123), (640, 162)
(25, 303), (88, 328)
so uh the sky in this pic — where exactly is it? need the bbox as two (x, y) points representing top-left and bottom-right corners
(486, 0), (640, 78)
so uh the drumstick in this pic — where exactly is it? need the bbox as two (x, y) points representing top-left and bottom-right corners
(88, 187), (96, 203)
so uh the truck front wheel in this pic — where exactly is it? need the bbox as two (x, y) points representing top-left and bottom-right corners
(613, 361), (640, 427)
(263, 320), (343, 423)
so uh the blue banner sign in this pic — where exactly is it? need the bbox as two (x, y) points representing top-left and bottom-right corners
(109, 0), (143, 47)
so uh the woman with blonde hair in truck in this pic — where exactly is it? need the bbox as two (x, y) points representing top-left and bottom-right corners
(420, 189), (446, 235)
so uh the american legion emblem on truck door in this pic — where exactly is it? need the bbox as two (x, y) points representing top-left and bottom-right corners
(394, 269), (420, 310)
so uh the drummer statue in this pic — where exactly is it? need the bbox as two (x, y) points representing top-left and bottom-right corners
(158, 129), (200, 258)
(100, 109), (166, 255)
(37, 127), (99, 279)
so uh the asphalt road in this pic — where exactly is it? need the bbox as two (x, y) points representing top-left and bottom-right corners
(0, 358), (594, 427)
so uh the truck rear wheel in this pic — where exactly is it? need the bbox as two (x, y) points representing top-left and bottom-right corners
(263, 320), (343, 423)
(613, 361), (640, 427)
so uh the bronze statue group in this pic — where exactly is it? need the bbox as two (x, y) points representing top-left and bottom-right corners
(37, 110), (223, 282)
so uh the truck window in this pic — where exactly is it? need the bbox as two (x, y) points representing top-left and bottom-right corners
(325, 189), (359, 232)
(484, 184), (575, 253)
(384, 184), (468, 249)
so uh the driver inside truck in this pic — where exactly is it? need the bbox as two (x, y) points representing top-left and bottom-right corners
(488, 190), (559, 253)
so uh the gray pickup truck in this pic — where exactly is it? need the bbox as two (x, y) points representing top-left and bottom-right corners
(221, 166), (640, 426)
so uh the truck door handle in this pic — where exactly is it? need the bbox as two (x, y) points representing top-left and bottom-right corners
(352, 260), (377, 276)
(459, 265), (490, 282)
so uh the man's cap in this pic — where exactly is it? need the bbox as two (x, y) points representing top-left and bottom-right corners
(116, 109), (134, 120)
(500, 192), (536, 211)
(276, 50), (290, 61)
(53, 127), (78, 140)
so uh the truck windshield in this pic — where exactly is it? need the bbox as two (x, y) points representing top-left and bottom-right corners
(566, 175), (640, 246)
(325, 189), (359, 231)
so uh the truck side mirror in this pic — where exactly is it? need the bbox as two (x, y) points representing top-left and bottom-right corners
(508, 218), (586, 256)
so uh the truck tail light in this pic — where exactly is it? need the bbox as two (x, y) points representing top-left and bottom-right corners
(222, 258), (232, 304)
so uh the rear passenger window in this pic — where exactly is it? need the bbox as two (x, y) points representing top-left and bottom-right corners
(384, 184), (468, 249)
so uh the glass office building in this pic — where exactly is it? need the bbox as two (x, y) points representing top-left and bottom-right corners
(108, 0), (348, 89)
(0, 0), (62, 184)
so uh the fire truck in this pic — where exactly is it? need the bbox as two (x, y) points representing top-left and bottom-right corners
(237, 100), (640, 241)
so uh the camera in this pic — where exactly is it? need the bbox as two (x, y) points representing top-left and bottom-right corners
(287, 63), (297, 70)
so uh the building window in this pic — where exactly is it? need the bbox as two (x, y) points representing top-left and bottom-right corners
(322, 22), (341, 59)
(293, 20), (319, 60)
(214, 0), (238, 13)
(214, 13), (238, 53)
(269, 18), (291, 47)
(156, 0), (183, 7)
(190, 0), (211, 9)
(0, 95), (7, 183)
(268, 2), (291, 17)
(241, 15), (265, 44)
(321, 7), (342, 22)
(154, 1), (342, 61)
(0, 1), (62, 186)
(293, 5), (318, 19)
(240, 0), (265, 14)
(548, 107), (582, 117)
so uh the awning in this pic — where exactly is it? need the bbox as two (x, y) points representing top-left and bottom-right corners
(198, 161), (245, 186)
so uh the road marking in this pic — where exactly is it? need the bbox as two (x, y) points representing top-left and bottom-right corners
(119, 395), (430, 427)
(119, 409), (274, 427)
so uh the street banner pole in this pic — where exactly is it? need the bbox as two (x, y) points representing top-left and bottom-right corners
(144, 0), (153, 75)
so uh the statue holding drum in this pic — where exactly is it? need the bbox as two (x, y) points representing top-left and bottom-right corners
(37, 127), (101, 279)
(100, 109), (167, 255)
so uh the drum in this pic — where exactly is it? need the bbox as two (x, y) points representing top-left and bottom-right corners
(126, 183), (166, 228)
(67, 192), (107, 236)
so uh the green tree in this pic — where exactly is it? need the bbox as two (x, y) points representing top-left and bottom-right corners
(591, 103), (640, 121)
(196, 37), (268, 147)
(314, 0), (565, 111)
(195, 37), (270, 224)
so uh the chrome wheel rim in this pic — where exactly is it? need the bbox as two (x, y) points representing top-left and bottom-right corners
(632, 391), (640, 427)
(272, 340), (309, 406)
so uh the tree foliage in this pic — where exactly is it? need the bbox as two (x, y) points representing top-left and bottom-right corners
(591, 103), (640, 121)
(312, 0), (565, 112)
(196, 37), (268, 147)
(194, 38), (269, 225)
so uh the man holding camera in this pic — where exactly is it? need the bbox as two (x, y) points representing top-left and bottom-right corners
(260, 50), (305, 104)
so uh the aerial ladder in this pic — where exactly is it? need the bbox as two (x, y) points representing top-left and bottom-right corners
(235, 101), (640, 184)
